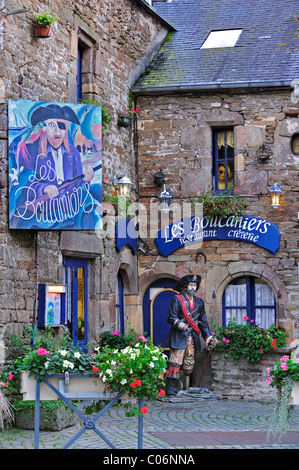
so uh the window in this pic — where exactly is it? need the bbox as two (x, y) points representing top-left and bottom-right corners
(212, 127), (234, 191)
(201, 29), (242, 49)
(64, 257), (88, 349)
(115, 274), (125, 334)
(223, 276), (276, 329)
(77, 45), (84, 101)
(291, 133), (299, 156)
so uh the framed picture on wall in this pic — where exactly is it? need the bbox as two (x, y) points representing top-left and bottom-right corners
(8, 99), (102, 230)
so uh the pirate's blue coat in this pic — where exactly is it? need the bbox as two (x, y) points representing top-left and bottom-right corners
(166, 294), (211, 351)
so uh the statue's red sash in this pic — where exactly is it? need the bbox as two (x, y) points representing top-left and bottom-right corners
(175, 295), (200, 335)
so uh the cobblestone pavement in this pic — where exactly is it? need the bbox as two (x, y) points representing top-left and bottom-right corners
(0, 399), (299, 450)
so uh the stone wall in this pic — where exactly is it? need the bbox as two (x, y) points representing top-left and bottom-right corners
(210, 347), (297, 401)
(135, 90), (299, 339)
(0, 0), (168, 356)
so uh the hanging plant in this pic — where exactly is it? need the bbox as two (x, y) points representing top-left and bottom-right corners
(194, 185), (247, 221)
(34, 12), (59, 38)
(266, 354), (299, 442)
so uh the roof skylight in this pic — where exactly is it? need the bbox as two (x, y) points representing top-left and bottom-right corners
(201, 29), (242, 49)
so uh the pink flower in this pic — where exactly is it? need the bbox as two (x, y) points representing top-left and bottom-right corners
(36, 347), (49, 356)
(139, 335), (147, 342)
(243, 316), (249, 321)
(266, 379), (271, 386)
(8, 373), (14, 381)
(112, 331), (119, 336)
(280, 355), (289, 362)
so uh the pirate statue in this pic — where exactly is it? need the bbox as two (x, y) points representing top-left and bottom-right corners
(165, 274), (217, 396)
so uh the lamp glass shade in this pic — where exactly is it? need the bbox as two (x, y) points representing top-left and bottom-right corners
(270, 183), (282, 209)
(159, 185), (172, 211)
(118, 173), (133, 196)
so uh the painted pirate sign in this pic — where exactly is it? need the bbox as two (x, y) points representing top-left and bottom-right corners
(8, 100), (102, 230)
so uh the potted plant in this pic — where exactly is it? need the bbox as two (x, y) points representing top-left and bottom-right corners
(194, 185), (247, 221)
(93, 332), (167, 416)
(102, 192), (136, 220)
(266, 354), (299, 440)
(117, 107), (140, 128)
(34, 11), (59, 38)
(212, 319), (289, 364)
(0, 327), (167, 419)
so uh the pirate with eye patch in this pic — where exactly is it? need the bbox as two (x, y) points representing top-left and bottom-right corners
(16, 104), (94, 201)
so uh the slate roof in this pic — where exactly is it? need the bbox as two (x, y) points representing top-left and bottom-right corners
(132, 0), (299, 93)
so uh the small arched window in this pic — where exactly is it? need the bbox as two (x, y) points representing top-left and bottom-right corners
(222, 276), (276, 328)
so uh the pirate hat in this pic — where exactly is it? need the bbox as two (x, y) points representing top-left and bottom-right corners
(31, 104), (80, 126)
(174, 274), (201, 292)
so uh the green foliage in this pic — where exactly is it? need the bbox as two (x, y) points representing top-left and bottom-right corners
(1, 327), (167, 418)
(94, 334), (167, 416)
(99, 330), (137, 350)
(35, 12), (59, 26)
(213, 320), (289, 363)
(195, 185), (247, 220)
(102, 193), (136, 220)
(267, 355), (299, 391)
(78, 95), (113, 136)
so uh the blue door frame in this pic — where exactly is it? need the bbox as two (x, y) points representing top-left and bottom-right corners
(64, 257), (88, 350)
(143, 278), (177, 349)
(116, 274), (125, 334)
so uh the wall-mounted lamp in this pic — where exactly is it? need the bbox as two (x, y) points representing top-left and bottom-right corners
(154, 168), (165, 185)
(118, 171), (133, 197)
(159, 184), (172, 211)
(270, 183), (282, 209)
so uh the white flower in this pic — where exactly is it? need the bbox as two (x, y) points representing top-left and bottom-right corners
(74, 352), (81, 358)
(63, 360), (74, 369)
(102, 375), (106, 382)
(113, 349), (119, 354)
(45, 361), (49, 369)
(111, 360), (116, 366)
(130, 353), (136, 360)
(60, 350), (68, 356)
(129, 369), (133, 374)
(149, 362), (155, 368)
(106, 369), (113, 376)
(121, 379), (127, 385)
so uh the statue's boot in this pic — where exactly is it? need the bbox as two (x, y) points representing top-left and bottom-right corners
(165, 363), (180, 396)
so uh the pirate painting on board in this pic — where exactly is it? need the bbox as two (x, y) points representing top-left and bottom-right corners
(165, 274), (217, 397)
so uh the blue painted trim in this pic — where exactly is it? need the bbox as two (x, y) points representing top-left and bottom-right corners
(64, 258), (89, 350)
(222, 276), (276, 327)
(116, 218), (137, 254)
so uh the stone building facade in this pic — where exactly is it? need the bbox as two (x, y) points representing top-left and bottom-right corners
(134, 90), (299, 339)
(0, 0), (298, 400)
(0, 0), (171, 359)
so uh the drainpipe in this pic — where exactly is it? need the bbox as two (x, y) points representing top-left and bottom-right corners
(132, 80), (294, 96)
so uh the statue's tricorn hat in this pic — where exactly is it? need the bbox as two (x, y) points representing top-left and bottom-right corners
(174, 274), (201, 293)
(31, 104), (80, 126)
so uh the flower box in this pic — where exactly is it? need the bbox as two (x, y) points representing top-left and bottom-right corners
(290, 382), (299, 405)
(20, 371), (132, 402)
